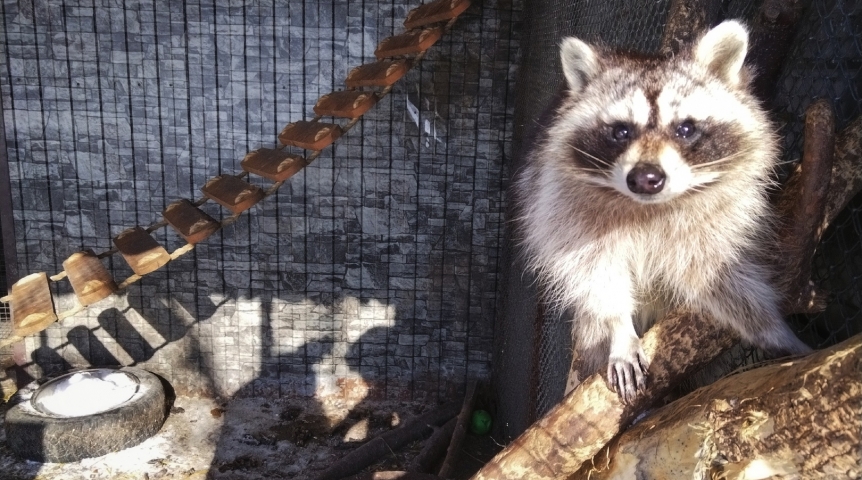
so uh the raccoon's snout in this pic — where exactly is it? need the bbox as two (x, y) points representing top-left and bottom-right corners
(626, 163), (666, 195)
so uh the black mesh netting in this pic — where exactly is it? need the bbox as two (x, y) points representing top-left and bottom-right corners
(498, 0), (861, 436)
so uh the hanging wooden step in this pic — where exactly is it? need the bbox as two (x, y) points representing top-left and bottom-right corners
(314, 91), (378, 119)
(346, 59), (412, 88)
(241, 148), (306, 182)
(201, 175), (265, 214)
(404, 0), (471, 29)
(113, 226), (171, 276)
(163, 199), (221, 244)
(375, 27), (443, 59)
(10, 272), (57, 337)
(63, 250), (117, 306)
(278, 121), (343, 151)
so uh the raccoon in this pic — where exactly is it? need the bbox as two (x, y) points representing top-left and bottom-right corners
(513, 20), (811, 403)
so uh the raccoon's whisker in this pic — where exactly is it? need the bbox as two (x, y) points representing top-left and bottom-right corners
(570, 145), (613, 168)
(690, 148), (758, 170)
(570, 167), (611, 176)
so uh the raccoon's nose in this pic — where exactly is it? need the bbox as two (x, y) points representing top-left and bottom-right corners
(626, 163), (666, 195)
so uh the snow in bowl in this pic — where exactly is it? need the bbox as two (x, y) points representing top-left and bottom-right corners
(31, 369), (140, 417)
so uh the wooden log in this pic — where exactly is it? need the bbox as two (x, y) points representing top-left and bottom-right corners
(437, 380), (477, 478)
(470, 311), (739, 480)
(408, 418), (457, 473)
(315, 402), (460, 480)
(776, 99), (835, 312)
(572, 333), (862, 479)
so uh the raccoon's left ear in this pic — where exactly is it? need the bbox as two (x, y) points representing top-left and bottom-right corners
(694, 20), (749, 86)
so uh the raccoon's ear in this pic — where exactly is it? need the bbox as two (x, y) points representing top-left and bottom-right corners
(560, 37), (599, 95)
(694, 20), (749, 86)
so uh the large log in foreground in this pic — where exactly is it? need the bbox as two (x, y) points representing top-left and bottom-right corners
(575, 333), (862, 479)
(470, 312), (739, 480)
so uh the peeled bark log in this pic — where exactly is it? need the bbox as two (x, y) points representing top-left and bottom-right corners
(573, 333), (862, 480)
(470, 312), (739, 480)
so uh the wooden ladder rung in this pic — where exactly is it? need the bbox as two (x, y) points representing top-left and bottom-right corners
(278, 121), (343, 151)
(375, 27), (443, 59)
(201, 175), (265, 214)
(313, 91), (378, 119)
(10, 272), (57, 337)
(404, 0), (470, 29)
(63, 250), (117, 306)
(241, 149), (306, 182)
(113, 226), (171, 276)
(163, 199), (221, 244)
(346, 59), (412, 88)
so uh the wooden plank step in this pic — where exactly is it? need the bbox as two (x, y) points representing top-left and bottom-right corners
(113, 226), (171, 276)
(10, 272), (57, 337)
(63, 250), (117, 306)
(241, 148), (306, 182)
(163, 199), (221, 244)
(375, 27), (443, 59)
(313, 91), (378, 119)
(404, 0), (470, 29)
(201, 175), (265, 214)
(345, 59), (412, 88)
(278, 121), (343, 151)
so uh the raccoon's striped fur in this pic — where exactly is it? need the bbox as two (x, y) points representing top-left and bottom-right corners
(513, 21), (810, 402)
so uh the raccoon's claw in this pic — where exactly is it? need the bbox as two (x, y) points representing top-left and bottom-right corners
(607, 339), (650, 404)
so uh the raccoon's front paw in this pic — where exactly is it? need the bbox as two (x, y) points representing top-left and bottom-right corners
(606, 336), (650, 404)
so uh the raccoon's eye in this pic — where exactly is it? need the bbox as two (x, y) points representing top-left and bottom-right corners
(676, 120), (697, 139)
(610, 123), (631, 142)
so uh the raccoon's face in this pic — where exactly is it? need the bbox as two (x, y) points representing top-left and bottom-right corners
(554, 21), (770, 205)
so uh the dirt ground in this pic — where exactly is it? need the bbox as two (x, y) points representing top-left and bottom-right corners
(0, 394), (501, 480)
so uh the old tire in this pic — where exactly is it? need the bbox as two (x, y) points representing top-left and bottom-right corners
(4, 367), (168, 463)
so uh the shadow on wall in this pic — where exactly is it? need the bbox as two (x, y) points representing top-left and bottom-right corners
(14, 291), (224, 394)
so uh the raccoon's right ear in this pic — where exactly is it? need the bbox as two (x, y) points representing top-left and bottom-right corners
(560, 37), (600, 96)
(695, 21), (749, 87)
